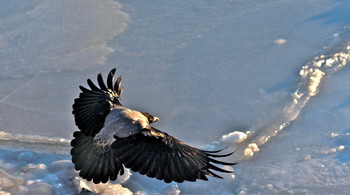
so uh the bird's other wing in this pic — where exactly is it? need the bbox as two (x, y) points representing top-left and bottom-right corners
(111, 127), (237, 183)
(72, 69), (124, 136)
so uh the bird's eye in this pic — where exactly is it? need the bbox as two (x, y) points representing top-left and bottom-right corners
(149, 116), (154, 122)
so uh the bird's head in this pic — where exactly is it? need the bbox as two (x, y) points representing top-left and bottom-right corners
(141, 112), (160, 124)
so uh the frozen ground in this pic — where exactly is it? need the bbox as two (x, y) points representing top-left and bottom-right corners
(0, 0), (350, 194)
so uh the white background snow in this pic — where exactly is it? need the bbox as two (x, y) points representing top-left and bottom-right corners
(0, 0), (349, 194)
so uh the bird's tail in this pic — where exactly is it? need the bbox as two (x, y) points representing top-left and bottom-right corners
(70, 131), (124, 184)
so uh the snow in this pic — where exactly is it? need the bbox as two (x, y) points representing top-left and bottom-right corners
(1, 0), (350, 194)
(243, 143), (260, 157)
(274, 39), (287, 45)
(77, 179), (132, 195)
(221, 131), (248, 143)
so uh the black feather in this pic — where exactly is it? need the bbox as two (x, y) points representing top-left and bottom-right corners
(87, 79), (101, 92)
(72, 69), (123, 136)
(107, 69), (116, 89)
(70, 131), (123, 184)
(206, 151), (234, 158)
(111, 127), (236, 183)
(208, 163), (233, 173)
(115, 76), (122, 94)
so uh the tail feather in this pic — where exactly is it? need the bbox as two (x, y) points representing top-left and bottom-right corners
(71, 131), (124, 184)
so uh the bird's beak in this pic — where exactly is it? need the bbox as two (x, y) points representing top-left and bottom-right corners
(153, 117), (160, 123)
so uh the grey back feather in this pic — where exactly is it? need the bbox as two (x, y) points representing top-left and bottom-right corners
(94, 108), (149, 145)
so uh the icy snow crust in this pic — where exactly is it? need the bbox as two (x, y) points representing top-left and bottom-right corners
(1, 0), (350, 194)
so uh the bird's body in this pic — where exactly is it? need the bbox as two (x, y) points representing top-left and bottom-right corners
(95, 107), (149, 145)
(71, 69), (236, 184)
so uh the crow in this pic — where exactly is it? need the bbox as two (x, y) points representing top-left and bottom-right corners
(71, 69), (236, 184)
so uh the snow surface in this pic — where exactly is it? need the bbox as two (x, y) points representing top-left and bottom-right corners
(1, 0), (350, 194)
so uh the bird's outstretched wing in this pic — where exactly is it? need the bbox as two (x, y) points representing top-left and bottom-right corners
(112, 127), (236, 183)
(72, 69), (123, 136)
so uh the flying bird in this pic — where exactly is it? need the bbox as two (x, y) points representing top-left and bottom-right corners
(71, 68), (236, 184)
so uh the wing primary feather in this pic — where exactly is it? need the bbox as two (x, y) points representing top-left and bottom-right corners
(87, 79), (101, 92)
(209, 157), (238, 166)
(173, 142), (198, 181)
(97, 73), (108, 91)
(199, 174), (209, 181)
(79, 86), (91, 93)
(115, 76), (122, 94)
(107, 69), (116, 89)
(208, 163), (233, 173)
(184, 152), (206, 178)
(200, 147), (228, 153)
(118, 86), (124, 97)
(181, 146), (206, 168)
(206, 151), (234, 158)
(205, 170), (224, 179)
